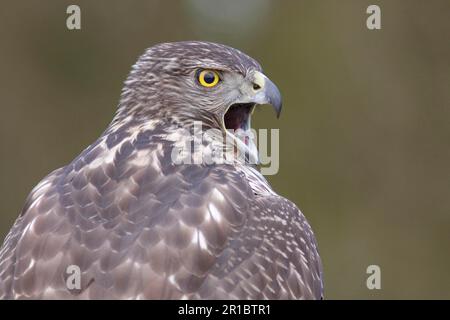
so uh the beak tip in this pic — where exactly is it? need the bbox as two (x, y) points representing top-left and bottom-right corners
(263, 76), (282, 119)
(271, 98), (282, 119)
(276, 102), (282, 118)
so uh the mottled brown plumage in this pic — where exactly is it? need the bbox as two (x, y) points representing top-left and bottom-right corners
(0, 41), (323, 299)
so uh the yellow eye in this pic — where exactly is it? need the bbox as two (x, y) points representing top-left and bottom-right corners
(198, 70), (220, 88)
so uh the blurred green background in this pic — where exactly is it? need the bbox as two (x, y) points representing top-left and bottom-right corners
(0, 0), (449, 299)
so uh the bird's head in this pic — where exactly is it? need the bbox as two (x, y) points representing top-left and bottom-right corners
(116, 41), (282, 162)
(118, 41), (281, 127)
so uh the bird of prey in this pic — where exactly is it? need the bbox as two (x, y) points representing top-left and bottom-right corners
(0, 41), (323, 299)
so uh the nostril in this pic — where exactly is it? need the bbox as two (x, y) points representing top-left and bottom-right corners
(253, 83), (261, 90)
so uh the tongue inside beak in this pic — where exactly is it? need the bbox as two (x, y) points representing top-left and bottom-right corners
(224, 103), (254, 132)
(223, 103), (257, 163)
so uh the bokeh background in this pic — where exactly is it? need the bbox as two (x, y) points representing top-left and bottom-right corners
(0, 0), (449, 299)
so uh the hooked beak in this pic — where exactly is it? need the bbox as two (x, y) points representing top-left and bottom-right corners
(250, 71), (282, 118)
(223, 71), (282, 133)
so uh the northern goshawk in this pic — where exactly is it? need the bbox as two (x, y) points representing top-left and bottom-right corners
(0, 41), (323, 299)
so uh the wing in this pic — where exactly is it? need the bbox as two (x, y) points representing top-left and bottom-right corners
(192, 188), (324, 300)
(0, 167), (65, 299)
(0, 134), (322, 299)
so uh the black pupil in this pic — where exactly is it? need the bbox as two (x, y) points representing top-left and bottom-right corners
(203, 72), (215, 84)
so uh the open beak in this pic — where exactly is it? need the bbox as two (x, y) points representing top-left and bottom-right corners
(221, 71), (282, 164)
(223, 71), (282, 133)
